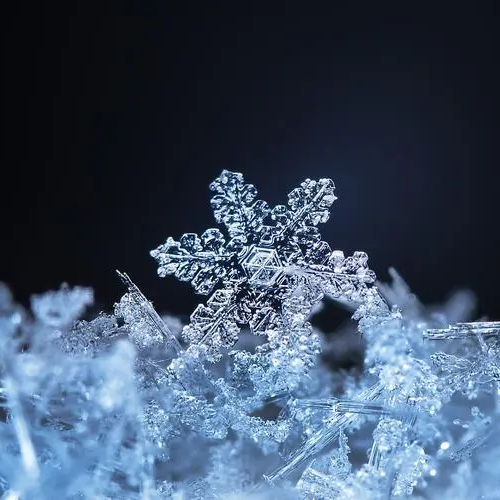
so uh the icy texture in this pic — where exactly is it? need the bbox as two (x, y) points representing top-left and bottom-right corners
(115, 271), (183, 355)
(151, 170), (387, 360)
(31, 284), (94, 329)
(425, 321), (500, 399)
(1, 170), (500, 499)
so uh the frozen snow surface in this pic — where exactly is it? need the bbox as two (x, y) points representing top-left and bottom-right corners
(1, 171), (499, 499)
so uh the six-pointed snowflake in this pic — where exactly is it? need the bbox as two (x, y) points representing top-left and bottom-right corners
(151, 170), (383, 359)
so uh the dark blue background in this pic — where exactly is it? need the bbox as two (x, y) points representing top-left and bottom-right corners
(2, 5), (499, 322)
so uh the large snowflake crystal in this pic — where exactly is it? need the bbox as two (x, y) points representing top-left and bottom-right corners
(151, 170), (383, 359)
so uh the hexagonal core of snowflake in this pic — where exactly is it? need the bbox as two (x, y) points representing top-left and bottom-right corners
(240, 245), (283, 286)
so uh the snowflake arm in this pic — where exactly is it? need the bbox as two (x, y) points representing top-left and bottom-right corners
(183, 289), (240, 359)
(266, 178), (337, 247)
(292, 251), (376, 299)
(150, 229), (237, 295)
(209, 170), (270, 240)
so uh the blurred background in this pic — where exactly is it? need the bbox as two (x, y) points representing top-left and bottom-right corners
(2, 5), (499, 324)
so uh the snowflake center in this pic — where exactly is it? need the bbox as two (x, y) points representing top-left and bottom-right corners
(240, 245), (283, 286)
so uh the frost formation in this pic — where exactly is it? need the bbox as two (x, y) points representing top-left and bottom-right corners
(1, 171), (499, 499)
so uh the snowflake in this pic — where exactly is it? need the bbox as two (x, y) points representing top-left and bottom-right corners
(151, 170), (384, 360)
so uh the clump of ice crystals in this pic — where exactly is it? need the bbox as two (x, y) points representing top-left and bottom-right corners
(1, 171), (499, 499)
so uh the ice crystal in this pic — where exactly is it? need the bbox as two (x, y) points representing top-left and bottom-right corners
(425, 320), (500, 398)
(115, 271), (183, 355)
(2, 170), (500, 499)
(151, 170), (386, 360)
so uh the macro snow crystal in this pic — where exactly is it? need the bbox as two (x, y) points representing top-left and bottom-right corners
(1, 170), (499, 499)
(150, 170), (387, 360)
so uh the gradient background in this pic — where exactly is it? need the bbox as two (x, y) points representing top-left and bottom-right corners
(2, 6), (499, 324)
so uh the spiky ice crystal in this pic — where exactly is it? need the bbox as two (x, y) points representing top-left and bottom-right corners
(0, 171), (499, 499)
